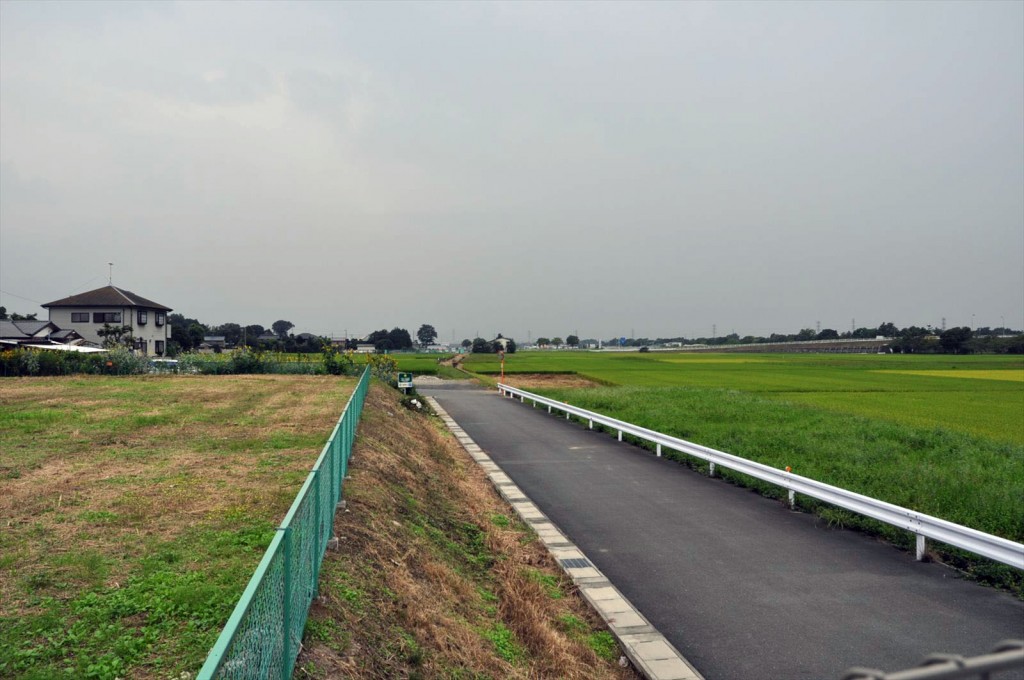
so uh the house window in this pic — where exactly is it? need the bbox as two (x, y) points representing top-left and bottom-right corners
(155, 340), (165, 355)
(93, 312), (122, 323)
(71, 312), (89, 322)
(138, 310), (148, 325)
(155, 313), (165, 327)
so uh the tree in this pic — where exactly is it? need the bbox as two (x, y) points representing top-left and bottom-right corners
(417, 324), (438, 347)
(187, 322), (206, 349)
(566, 334), (579, 347)
(795, 328), (816, 341)
(551, 337), (563, 346)
(471, 337), (491, 354)
(939, 327), (972, 354)
(10, 312), (38, 321)
(505, 338), (517, 354)
(97, 323), (134, 349)
(272, 320), (294, 338)
(0, 306), (6, 320)
(816, 329), (840, 340)
(461, 338), (472, 349)
(388, 327), (413, 350)
(878, 322), (899, 338)
(213, 322), (242, 346)
(243, 324), (265, 347)
(536, 337), (550, 347)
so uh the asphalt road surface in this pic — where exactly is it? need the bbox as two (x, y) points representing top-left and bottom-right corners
(420, 383), (1024, 680)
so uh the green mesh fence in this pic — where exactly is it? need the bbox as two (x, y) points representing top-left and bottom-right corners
(197, 366), (371, 680)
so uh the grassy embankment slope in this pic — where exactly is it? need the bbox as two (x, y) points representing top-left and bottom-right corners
(464, 352), (1024, 589)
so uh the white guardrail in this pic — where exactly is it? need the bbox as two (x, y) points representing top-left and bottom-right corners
(497, 383), (1024, 570)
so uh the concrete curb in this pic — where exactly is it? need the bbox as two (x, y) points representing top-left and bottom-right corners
(426, 396), (705, 680)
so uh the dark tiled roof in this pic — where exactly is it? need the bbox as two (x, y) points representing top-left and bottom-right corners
(0, 319), (59, 339)
(42, 286), (172, 311)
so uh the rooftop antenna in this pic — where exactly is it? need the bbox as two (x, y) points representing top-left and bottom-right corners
(108, 263), (114, 285)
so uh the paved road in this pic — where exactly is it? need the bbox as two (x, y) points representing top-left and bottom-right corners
(420, 383), (1024, 680)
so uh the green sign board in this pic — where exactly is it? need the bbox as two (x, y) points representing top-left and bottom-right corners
(397, 372), (413, 388)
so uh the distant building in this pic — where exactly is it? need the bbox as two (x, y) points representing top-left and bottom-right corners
(42, 285), (172, 356)
(0, 319), (85, 348)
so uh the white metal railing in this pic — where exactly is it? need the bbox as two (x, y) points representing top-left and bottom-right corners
(841, 639), (1023, 679)
(496, 383), (1024, 569)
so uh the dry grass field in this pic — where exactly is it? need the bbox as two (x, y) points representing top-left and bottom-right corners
(1, 374), (356, 679)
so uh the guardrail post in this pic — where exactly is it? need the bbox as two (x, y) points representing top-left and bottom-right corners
(656, 443), (662, 457)
(548, 405), (552, 413)
(709, 462), (716, 477)
(916, 534), (926, 561)
(617, 430), (622, 441)
(281, 526), (293, 680)
(788, 490), (796, 509)
(589, 419), (593, 429)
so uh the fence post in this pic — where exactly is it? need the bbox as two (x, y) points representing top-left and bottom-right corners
(281, 526), (293, 680)
(313, 470), (322, 596)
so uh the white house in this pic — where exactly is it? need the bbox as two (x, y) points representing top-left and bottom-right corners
(42, 285), (173, 356)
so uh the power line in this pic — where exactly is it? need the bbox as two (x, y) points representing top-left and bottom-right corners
(0, 289), (43, 305)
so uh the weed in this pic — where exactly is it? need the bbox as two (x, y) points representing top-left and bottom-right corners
(481, 622), (525, 665)
(587, 631), (619, 662)
(525, 569), (562, 599)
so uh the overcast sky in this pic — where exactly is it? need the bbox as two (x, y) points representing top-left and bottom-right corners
(2, 1), (1021, 341)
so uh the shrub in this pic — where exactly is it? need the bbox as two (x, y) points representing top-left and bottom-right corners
(229, 350), (265, 374)
(322, 346), (355, 376)
(366, 353), (398, 383)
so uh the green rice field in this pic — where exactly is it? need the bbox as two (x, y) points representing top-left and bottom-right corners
(464, 352), (1024, 444)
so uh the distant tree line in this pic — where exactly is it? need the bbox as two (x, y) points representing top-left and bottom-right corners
(462, 334), (517, 354)
(602, 322), (1023, 355)
(167, 315), (326, 355)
